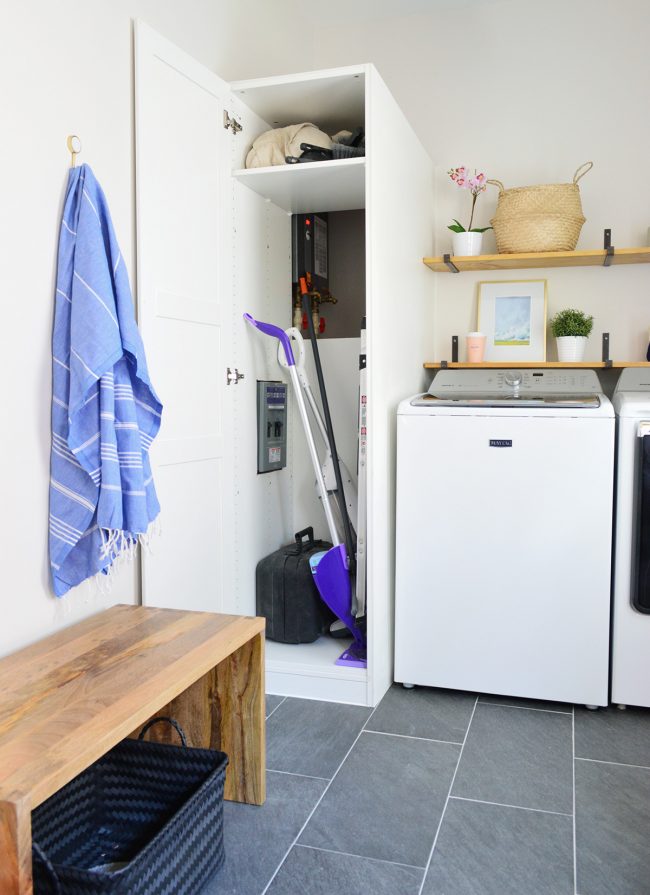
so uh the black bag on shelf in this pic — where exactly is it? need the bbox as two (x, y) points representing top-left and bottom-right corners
(285, 143), (334, 164)
(256, 527), (336, 643)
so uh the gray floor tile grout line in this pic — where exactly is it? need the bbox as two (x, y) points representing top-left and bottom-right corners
(572, 705), (578, 895)
(449, 796), (573, 818)
(479, 700), (572, 715)
(416, 695), (480, 895)
(265, 696), (287, 721)
(295, 842), (427, 873)
(259, 702), (382, 895)
(361, 702), (380, 733)
(266, 768), (330, 782)
(363, 729), (462, 747)
(575, 755), (650, 772)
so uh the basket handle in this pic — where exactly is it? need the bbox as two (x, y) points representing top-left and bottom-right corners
(573, 161), (593, 183)
(486, 179), (505, 192)
(32, 841), (62, 895)
(138, 716), (188, 747)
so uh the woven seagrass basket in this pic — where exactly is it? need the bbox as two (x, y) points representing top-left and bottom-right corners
(488, 162), (593, 253)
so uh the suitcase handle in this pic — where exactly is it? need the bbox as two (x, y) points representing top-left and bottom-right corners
(294, 527), (315, 551)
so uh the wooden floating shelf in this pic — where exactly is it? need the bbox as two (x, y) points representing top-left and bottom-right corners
(423, 247), (650, 273)
(424, 361), (650, 369)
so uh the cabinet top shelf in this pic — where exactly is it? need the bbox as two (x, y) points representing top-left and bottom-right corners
(423, 247), (650, 273)
(231, 66), (366, 136)
(423, 361), (650, 369)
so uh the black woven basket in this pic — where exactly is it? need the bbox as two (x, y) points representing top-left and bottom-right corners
(32, 717), (228, 895)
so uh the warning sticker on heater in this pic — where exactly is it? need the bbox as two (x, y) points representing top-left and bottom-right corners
(269, 447), (281, 463)
(314, 216), (328, 278)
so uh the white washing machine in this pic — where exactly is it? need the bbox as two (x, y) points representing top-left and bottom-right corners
(611, 368), (650, 708)
(395, 368), (615, 707)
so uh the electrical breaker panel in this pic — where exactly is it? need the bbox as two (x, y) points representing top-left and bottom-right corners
(257, 381), (287, 473)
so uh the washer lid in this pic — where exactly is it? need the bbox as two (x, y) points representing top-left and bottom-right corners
(612, 392), (650, 415)
(411, 393), (601, 408)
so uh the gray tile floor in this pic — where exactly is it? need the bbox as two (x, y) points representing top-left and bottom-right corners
(204, 688), (650, 894)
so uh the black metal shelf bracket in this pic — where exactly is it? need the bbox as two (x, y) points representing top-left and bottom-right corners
(603, 229), (615, 267)
(602, 332), (612, 366)
(443, 253), (460, 273)
(440, 336), (459, 369)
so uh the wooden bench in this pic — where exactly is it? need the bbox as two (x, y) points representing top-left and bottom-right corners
(0, 604), (265, 894)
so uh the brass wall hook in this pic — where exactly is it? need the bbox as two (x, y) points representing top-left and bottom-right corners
(66, 135), (81, 167)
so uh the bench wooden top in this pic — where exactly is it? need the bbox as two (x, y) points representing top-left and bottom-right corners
(0, 604), (264, 810)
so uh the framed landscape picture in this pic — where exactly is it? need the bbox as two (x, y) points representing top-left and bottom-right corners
(477, 279), (548, 362)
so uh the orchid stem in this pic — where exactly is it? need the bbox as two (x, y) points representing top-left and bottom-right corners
(468, 193), (477, 232)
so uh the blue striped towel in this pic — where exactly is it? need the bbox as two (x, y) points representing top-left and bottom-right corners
(49, 164), (162, 597)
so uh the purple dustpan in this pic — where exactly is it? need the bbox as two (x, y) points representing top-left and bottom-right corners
(310, 546), (367, 668)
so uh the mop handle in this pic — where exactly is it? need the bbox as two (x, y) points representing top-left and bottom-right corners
(243, 311), (340, 546)
(287, 364), (341, 546)
(299, 280), (356, 578)
(278, 329), (329, 446)
(243, 314), (295, 366)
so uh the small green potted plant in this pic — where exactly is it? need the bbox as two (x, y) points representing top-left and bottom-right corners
(447, 167), (492, 256)
(549, 308), (594, 362)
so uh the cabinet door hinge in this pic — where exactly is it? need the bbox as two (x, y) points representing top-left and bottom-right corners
(223, 110), (243, 135)
(226, 367), (245, 385)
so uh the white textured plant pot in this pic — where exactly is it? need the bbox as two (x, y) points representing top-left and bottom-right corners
(452, 231), (483, 256)
(556, 336), (588, 362)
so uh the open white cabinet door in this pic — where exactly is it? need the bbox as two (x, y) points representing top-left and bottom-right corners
(135, 21), (234, 612)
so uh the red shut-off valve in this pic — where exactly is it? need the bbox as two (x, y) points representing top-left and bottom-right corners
(300, 312), (326, 334)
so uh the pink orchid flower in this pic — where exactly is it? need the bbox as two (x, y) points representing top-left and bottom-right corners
(468, 173), (487, 195)
(448, 166), (468, 186)
(447, 166), (491, 232)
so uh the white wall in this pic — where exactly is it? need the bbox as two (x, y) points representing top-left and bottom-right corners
(5, 0), (648, 656)
(309, 0), (650, 365)
(0, 0), (312, 657)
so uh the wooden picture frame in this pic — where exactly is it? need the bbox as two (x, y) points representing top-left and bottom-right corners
(477, 279), (548, 362)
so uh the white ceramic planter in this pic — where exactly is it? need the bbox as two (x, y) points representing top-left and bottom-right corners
(556, 336), (588, 362)
(452, 231), (483, 257)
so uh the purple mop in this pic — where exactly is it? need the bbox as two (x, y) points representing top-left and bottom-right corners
(309, 547), (366, 668)
(244, 312), (367, 668)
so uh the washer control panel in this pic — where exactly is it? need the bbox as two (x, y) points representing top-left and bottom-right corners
(430, 369), (600, 395)
(493, 370), (597, 392)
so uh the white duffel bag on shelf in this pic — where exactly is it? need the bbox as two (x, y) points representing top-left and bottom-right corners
(245, 122), (332, 168)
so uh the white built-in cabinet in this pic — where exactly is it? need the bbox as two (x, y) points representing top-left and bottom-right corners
(135, 21), (434, 707)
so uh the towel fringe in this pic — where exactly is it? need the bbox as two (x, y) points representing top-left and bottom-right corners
(97, 519), (160, 592)
(139, 515), (162, 555)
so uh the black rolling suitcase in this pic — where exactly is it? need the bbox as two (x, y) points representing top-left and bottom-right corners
(256, 527), (336, 643)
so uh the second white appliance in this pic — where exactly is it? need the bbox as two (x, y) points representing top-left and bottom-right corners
(395, 369), (615, 707)
(611, 368), (650, 708)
